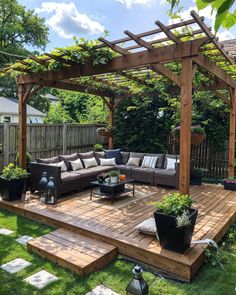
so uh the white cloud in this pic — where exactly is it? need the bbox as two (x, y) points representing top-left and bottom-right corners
(116, 0), (162, 9)
(36, 2), (105, 39)
(218, 30), (234, 41)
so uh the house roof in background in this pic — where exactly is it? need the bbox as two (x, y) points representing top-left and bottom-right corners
(0, 97), (45, 116)
(221, 39), (236, 61)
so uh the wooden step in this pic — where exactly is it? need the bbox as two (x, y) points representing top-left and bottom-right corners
(27, 228), (117, 276)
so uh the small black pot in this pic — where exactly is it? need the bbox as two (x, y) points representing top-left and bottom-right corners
(191, 176), (202, 185)
(0, 178), (26, 201)
(224, 181), (236, 191)
(154, 208), (198, 254)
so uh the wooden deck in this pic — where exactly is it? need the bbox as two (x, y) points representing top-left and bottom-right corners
(0, 183), (235, 282)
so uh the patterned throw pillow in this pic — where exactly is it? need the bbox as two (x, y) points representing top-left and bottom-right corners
(83, 157), (98, 169)
(141, 156), (158, 169)
(70, 158), (83, 171)
(49, 160), (67, 172)
(127, 157), (140, 167)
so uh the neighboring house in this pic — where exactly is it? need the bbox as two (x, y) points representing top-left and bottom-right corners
(44, 93), (59, 104)
(0, 96), (45, 123)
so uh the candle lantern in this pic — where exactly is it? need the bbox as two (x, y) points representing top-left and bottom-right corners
(45, 177), (57, 205)
(126, 265), (149, 295)
(39, 172), (48, 202)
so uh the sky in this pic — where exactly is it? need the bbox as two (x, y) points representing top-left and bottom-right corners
(18, 0), (236, 52)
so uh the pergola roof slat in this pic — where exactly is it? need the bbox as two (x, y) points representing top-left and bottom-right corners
(98, 38), (129, 55)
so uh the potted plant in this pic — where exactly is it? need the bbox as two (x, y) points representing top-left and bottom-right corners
(191, 168), (203, 185)
(172, 125), (205, 145)
(107, 169), (120, 184)
(153, 193), (198, 253)
(223, 178), (236, 191)
(93, 143), (104, 152)
(0, 163), (29, 201)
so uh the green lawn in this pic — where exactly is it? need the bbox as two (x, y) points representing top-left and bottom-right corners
(0, 208), (235, 295)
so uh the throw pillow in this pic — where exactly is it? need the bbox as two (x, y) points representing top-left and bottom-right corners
(127, 157), (140, 167)
(166, 158), (177, 170)
(94, 151), (105, 165)
(83, 157), (98, 169)
(134, 218), (159, 239)
(100, 158), (116, 166)
(49, 160), (67, 172)
(141, 156), (158, 169)
(59, 153), (79, 170)
(70, 158), (83, 171)
(104, 149), (122, 165)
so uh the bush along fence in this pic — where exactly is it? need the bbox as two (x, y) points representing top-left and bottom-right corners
(0, 123), (107, 171)
(168, 137), (229, 180)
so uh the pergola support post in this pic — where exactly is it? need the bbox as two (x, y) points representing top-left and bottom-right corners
(18, 84), (27, 168)
(229, 88), (236, 177)
(179, 57), (193, 195)
(108, 98), (115, 149)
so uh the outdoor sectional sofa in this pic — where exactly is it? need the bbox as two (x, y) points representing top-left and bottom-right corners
(29, 151), (180, 198)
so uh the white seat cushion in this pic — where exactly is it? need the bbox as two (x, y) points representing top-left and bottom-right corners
(50, 160), (67, 172)
(134, 218), (159, 239)
(83, 157), (98, 169)
(166, 158), (178, 170)
(100, 158), (116, 166)
(70, 158), (83, 171)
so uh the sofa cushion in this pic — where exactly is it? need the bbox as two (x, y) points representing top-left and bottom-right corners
(155, 169), (176, 176)
(61, 171), (81, 183)
(116, 165), (132, 171)
(163, 154), (179, 169)
(121, 152), (130, 164)
(59, 153), (79, 170)
(104, 149), (122, 165)
(83, 157), (98, 169)
(141, 156), (158, 169)
(100, 158), (116, 166)
(146, 153), (164, 169)
(94, 151), (105, 165)
(127, 157), (140, 167)
(74, 166), (113, 177)
(132, 167), (155, 174)
(130, 152), (145, 161)
(36, 156), (59, 164)
(49, 160), (67, 172)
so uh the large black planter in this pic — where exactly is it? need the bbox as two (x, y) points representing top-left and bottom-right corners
(224, 181), (236, 191)
(154, 208), (198, 254)
(191, 176), (202, 185)
(0, 178), (26, 201)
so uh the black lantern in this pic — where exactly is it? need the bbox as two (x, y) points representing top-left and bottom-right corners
(126, 265), (149, 295)
(39, 172), (48, 203)
(45, 177), (57, 205)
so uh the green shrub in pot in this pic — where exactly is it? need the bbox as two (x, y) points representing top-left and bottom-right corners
(191, 168), (203, 185)
(0, 163), (29, 201)
(153, 193), (198, 253)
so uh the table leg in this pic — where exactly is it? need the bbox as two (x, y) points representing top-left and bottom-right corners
(90, 185), (93, 201)
(133, 182), (135, 197)
(111, 188), (114, 205)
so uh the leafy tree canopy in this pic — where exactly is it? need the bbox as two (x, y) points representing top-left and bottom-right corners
(168, 0), (236, 32)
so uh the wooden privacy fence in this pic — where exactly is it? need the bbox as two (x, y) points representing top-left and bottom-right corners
(0, 123), (107, 170)
(168, 138), (229, 179)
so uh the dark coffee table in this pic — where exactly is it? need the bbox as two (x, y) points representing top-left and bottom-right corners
(90, 178), (135, 204)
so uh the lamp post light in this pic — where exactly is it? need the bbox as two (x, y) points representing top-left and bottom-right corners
(126, 265), (149, 295)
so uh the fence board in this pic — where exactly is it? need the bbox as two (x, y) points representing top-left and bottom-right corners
(0, 123), (106, 169)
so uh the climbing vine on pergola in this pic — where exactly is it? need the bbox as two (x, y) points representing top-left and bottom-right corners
(1, 11), (236, 195)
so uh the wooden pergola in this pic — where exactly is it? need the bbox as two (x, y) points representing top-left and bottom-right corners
(2, 11), (236, 195)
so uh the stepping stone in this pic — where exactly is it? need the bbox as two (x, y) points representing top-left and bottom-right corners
(23, 270), (59, 289)
(0, 228), (14, 236)
(15, 235), (33, 245)
(86, 284), (120, 295)
(1, 258), (32, 274)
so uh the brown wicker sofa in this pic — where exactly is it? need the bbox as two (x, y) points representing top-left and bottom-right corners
(29, 150), (182, 198)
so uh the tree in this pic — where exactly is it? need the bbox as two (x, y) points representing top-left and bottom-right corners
(0, 0), (48, 65)
(168, 0), (236, 32)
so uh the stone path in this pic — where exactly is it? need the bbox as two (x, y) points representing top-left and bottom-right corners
(0, 258), (31, 274)
(15, 235), (33, 245)
(0, 228), (14, 235)
(86, 284), (120, 295)
(24, 270), (59, 289)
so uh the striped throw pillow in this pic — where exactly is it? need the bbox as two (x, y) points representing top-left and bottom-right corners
(141, 156), (158, 169)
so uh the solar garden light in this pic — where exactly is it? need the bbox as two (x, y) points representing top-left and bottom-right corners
(126, 265), (149, 295)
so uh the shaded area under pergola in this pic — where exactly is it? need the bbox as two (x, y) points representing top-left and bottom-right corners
(2, 10), (236, 195)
